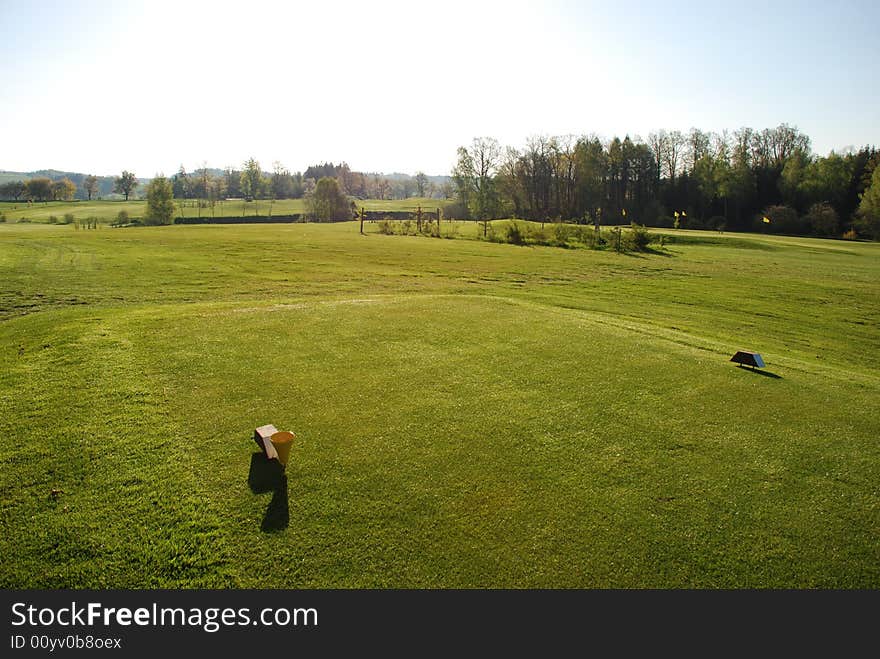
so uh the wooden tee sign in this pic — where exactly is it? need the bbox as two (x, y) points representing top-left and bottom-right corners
(254, 424), (279, 460)
(730, 351), (766, 369)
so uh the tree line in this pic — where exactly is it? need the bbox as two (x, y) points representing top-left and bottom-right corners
(169, 161), (443, 203)
(3, 123), (878, 238)
(450, 125), (879, 239)
(0, 177), (77, 202)
(133, 167), (352, 226)
(0, 164), (445, 206)
(0, 172), (121, 201)
(0, 172), (138, 202)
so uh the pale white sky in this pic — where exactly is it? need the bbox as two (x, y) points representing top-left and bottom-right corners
(1, 0), (878, 177)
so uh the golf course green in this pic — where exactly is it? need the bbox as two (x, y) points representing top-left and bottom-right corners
(1, 221), (877, 587)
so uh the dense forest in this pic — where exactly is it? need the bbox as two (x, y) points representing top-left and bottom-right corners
(449, 125), (879, 238)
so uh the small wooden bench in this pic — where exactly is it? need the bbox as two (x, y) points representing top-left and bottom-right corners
(730, 351), (765, 369)
(254, 424), (279, 460)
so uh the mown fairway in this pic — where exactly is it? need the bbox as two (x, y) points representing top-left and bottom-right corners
(1, 222), (878, 588)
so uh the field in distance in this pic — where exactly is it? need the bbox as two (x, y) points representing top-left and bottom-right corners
(0, 221), (878, 587)
(0, 197), (443, 223)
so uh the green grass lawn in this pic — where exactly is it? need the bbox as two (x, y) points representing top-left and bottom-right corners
(1, 221), (878, 587)
(0, 197), (443, 223)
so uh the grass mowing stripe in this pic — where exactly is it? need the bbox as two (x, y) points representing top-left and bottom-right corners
(144, 290), (880, 386)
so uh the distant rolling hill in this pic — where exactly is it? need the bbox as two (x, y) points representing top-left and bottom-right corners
(0, 170), (147, 200)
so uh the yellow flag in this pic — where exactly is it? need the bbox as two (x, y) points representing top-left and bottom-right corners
(622, 209), (626, 217)
(762, 216), (771, 223)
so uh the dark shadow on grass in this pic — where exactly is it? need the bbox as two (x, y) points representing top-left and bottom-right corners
(644, 246), (675, 257)
(249, 452), (283, 493)
(736, 365), (783, 379)
(248, 452), (289, 532)
(261, 475), (289, 533)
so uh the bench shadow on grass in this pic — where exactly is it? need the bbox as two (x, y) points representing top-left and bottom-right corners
(736, 365), (783, 379)
(248, 452), (289, 532)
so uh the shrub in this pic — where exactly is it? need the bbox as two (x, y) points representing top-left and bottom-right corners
(842, 228), (858, 241)
(443, 222), (460, 239)
(553, 222), (574, 246)
(582, 227), (602, 249)
(641, 200), (666, 227)
(628, 222), (651, 251)
(805, 202), (839, 236)
(442, 201), (469, 220)
(378, 219), (394, 235)
(63, 213), (74, 225)
(685, 215), (705, 230)
(113, 210), (130, 227)
(757, 205), (805, 234)
(570, 225), (600, 248)
(0, 213), (6, 223)
(305, 177), (350, 222)
(48, 215), (58, 224)
(527, 225), (550, 246)
(708, 216), (726, 232)
(144, 176), (175, 225)
(505, 221), (526, 245)
(485, 223), (500, 243)
(602, 228), (624, 251)
(419, 218), (440, 237)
